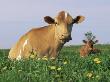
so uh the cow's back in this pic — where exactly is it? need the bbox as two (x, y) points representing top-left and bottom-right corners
(80, 46), (90, 57)
(8, 25), (56, 60)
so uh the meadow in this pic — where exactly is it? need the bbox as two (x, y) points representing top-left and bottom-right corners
(0, 44), (110, 82)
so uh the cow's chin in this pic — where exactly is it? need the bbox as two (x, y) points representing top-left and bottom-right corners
(59, 36), (72, 43)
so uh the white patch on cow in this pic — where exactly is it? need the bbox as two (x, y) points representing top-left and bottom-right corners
(23, 39), (28, 51)
(16, 49), (21, 60)
(65, 12), (68, 19)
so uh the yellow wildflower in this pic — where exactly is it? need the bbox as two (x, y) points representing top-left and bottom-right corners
(63, 61), (67, 64)
(42, 56), (48, 61)
(93, 58), (101, 64)
(96, 60), (101, 64)
(49, 66), (56, 70)
(42, 57), (48, 61)
(87, 72), (93, 78)
(30, 55), (36, 59)
(94, 58), (100, 62)
(50, 57), (55, 60)
(43, 56), (47, 58)
(57, 67), (62, 71)
(37, 58), (41, 60)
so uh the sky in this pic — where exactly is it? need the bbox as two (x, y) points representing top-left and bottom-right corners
(0, 0), (110, 49)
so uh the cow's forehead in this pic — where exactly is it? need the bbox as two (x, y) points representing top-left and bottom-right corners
(55, 11), (73, 23)
(57, 11), (69, 18)
(64, 11), (68, 19)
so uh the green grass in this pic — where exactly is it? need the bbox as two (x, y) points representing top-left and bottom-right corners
(0, 44), (110, 82)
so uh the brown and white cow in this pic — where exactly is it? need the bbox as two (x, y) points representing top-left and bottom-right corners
(80, 40), (101, 57)
(8, 11), (85, 60)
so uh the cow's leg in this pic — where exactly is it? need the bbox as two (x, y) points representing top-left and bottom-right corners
(8, 47), (19, 60)
(8, 41), (21, 60)
(22, 42), (34, 59)
(49, 49), (58, 59)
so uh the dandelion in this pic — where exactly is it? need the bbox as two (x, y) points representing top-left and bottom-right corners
(96, 60), (101, 64)
(42, 57), (48, 61)
(37, 58), (41, 60)
(33, 51), (38, 55)
(29, 50), (38, 59)
(30, 55), (36, 59)
(49, 66), (56, 70)
(87, 72), (93, 78)
(50, 57), (55, 60)
(42, 56), (48, 61)
(63, 61), (67, 64)
(94, 58), (100, 62)
(43, 56), (47, 58)
(93, 58), (101, 64)
(57, 67), (62, 71)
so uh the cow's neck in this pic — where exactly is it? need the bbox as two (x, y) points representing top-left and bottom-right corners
(53, 25), (65, 52)
(46, 24), (65, 53)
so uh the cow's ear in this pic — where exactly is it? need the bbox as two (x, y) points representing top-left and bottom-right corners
(44, 16), (55, 24)
(94, 40), (98, 44)
(82, 40), (87, 43)
(73, 16), (85, 24)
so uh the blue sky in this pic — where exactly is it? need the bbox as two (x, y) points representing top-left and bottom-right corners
(0, 0), (110, 48)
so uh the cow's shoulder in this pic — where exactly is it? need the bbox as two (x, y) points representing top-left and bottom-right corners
(28, 25), (54, 35)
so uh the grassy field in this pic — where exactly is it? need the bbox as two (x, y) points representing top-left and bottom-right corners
(0, 44), (110, 82)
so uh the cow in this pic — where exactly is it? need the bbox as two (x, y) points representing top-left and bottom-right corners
(90, 47), (101, 54)
(80, 40), (101, 57)
(8, 11), (85, 60)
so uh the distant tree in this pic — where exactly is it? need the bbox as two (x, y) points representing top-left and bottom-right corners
(84, 31), (96, 41)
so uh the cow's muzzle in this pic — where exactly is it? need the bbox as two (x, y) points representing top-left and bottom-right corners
(60, 34), (72, 42)
(65, 35), (72, 42)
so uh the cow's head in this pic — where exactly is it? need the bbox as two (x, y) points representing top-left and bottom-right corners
(44, 11), (85, 42)
(83, 40), (98, 50)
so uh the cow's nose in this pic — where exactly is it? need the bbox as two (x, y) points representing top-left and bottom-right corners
(62, 33), (69, 36)
(61, 34), (71, 39)
(60, 34), (67, 40)
(61, 34), (68, 38)
(61, 34), (65, 37)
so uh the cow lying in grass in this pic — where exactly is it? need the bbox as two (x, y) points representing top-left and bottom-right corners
(8, 11), (85, 60)
(80, 40), (101, 57)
